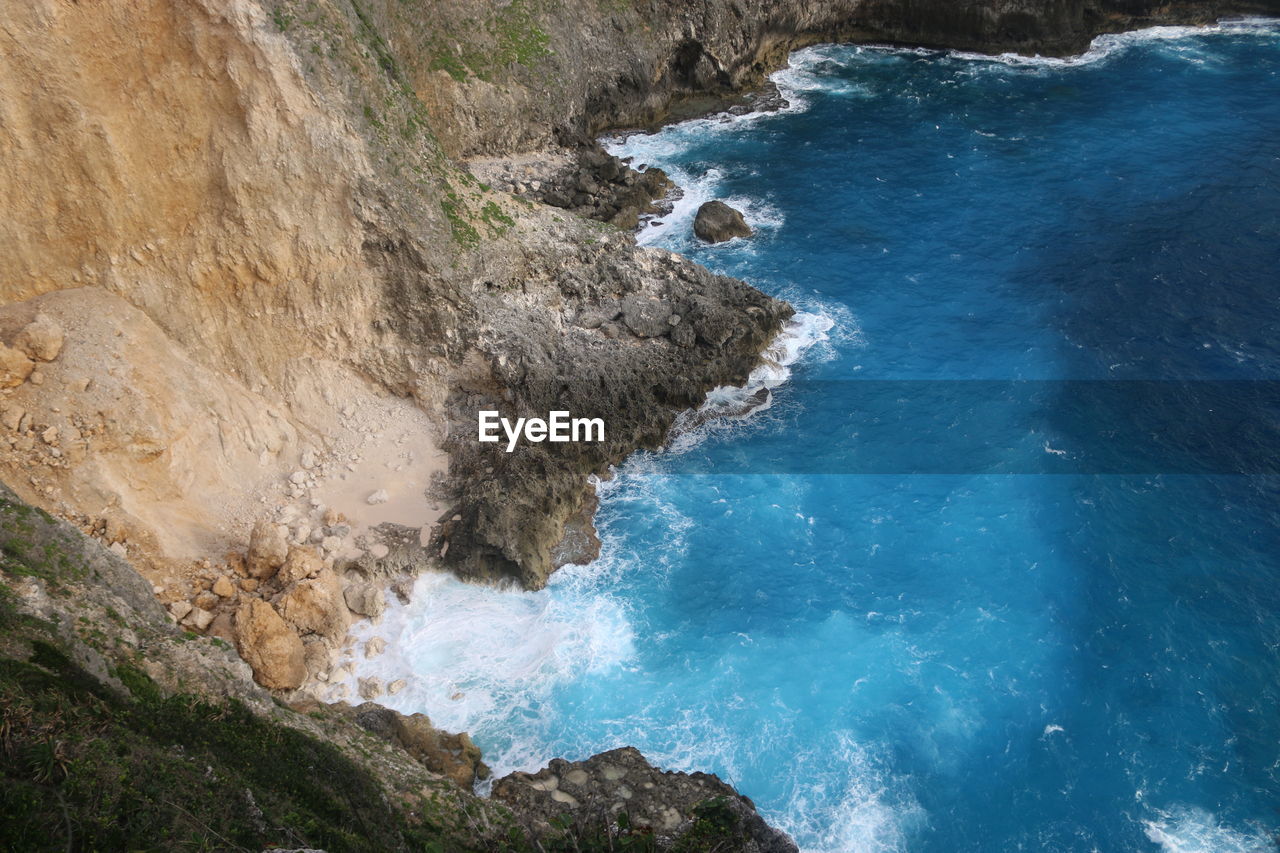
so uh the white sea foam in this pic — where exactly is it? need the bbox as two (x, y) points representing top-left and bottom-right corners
(869, 16), (1279, 70)
(604, 44), (843, 246)
(329, 564), (636, 774)
(666, 308), (834, 454)
(1142, 805), (1275, 853)
(773, 733), (924, 853)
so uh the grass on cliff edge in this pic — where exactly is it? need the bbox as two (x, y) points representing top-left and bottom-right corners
(0, 579), (508, 852)
(0, 493), (755, 853)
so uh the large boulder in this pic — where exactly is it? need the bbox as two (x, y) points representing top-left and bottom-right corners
(277, 544), (323, 585)
(277, 568), (350, 641)
(14, 314), (64, 362)
(234, 598), (306, 690)
(246, 520), (289, 579)
(693, 200), (752, 243)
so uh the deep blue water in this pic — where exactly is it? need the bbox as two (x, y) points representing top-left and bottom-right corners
(355, 22), (1280, 852)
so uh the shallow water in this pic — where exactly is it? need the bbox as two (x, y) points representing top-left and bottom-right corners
(351, 21), (1280, 852)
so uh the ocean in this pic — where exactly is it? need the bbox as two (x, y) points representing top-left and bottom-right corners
(347, 20), (1280, 852)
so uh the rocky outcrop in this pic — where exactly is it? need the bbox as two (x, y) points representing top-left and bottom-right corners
(0, 483), (531, 849)
(361, 0), (1280, 160)
(494, 746), (798, 852)
(351, 702), (490, 789)
(695, 200), (754, 243)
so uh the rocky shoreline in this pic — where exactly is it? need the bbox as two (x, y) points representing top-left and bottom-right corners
(3, 0), (1279, 849)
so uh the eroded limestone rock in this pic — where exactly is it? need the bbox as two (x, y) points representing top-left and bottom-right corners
(234, 598), (305, 690)
(493, 746), (796, 852)
(15, 314), (65, 362)
(247, 520), (289, 580)
(693, 200), (752, 243)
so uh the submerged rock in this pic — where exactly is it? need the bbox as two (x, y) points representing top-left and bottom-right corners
(694, 200), (752, 243)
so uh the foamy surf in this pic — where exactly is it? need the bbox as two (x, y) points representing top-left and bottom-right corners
(885, 16), (1280, 69)
(667, 309), (834, 453)
(1142, 805), (1274, 853)
(329, 566), (636, 776)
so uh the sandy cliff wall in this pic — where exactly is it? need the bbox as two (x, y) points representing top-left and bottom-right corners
(0, 0), (787, 598)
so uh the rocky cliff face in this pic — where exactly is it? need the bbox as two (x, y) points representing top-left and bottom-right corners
(0, 0), (789, 595)
(361, 0), (1280, 159)
(2, 0), (1276, 845)
(0, 483), (786, 849)
(4, 0), (1276, 598)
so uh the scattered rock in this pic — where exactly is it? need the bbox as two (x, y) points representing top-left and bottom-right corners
(0, 405), (23, 431)
(365, 636), (387, 658)
(14, 314), (65, 362)
(357, 676), (383, 700)
(0, 344), (34, 388)
(234, 598), (306, 690)
(183, 606), (215, 632)
(344, 582), (386, 619)
(369, 543), (390, 560)
(246, 520), (289, 580)
(168, 600), (193, 621)
(366, 489), (389, 505)
(387, 678), (407, 695)
(693, 200), (753, 243)
(212, 576), (235, 597)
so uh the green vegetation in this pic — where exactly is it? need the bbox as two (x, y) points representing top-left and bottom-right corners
(443, 192), (482, 248)
(0, 635), (464, 851)
(426, 0), (552, 83)
(0, 490), (506, 852)
(0, 496), (87, 591)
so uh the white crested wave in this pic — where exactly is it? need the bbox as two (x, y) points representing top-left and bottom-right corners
(328, 564), (637, 778)
(866, 16), (1279, 69)
(667, 308), (834, 454)
(1142, 805), (1275, 853)
(774, 734), (924, 853)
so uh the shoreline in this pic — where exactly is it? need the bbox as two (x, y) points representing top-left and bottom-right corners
(3, 3), (1279, 849)
(333, 6), (1279, 826)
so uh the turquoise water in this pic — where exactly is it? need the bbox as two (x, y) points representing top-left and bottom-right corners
(355, 22), (1280, 852)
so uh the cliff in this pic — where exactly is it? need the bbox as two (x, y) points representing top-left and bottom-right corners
(360, 0), (1280, 158)
(0, 483), (793, 850)
(2, 0), (1276, 847)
